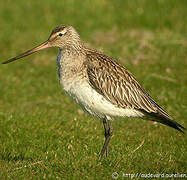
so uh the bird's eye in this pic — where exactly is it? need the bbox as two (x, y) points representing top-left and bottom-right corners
(59, 33), (63, 37)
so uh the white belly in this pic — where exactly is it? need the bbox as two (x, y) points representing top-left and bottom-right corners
(61, 76), (144, 119)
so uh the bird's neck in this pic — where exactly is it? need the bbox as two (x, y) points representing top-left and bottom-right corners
(63, 39), (85, 54)
(57, 45), (86, 80)
(60, 39), (86, 65)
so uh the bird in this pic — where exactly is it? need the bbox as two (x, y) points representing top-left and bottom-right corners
(2, 25), (185, 158)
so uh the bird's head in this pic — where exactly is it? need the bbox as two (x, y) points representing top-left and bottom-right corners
(48, 25), (81, 49)
(2, 25), (82, 64)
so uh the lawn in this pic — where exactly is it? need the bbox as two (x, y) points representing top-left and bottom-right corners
(0, 0), (186, 179)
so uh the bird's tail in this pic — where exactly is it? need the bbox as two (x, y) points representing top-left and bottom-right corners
(146, 104), (185, 133)
(150, 112), (185, 133)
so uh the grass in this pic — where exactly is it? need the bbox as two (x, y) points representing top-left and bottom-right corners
(0, 0), (186, 179)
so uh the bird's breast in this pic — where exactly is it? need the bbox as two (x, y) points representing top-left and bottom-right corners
(56, 49), (87, 93)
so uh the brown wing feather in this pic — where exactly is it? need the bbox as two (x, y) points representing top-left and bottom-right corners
(86, 50), (169, 117)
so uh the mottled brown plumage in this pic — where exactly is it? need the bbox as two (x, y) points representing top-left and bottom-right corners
(86, 50), (168, 118)
(2, 25), (185, 159)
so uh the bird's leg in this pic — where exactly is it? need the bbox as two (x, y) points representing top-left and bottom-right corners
(99, 119), (113, 159)
(103, 119), (109, 156)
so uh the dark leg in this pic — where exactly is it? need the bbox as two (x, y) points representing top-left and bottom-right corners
(99, 118), (113, 159)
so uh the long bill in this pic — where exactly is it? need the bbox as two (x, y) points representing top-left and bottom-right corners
(2, 41), (51, 64)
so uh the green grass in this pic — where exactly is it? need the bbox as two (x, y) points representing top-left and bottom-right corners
(0, 0), (186, 179)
